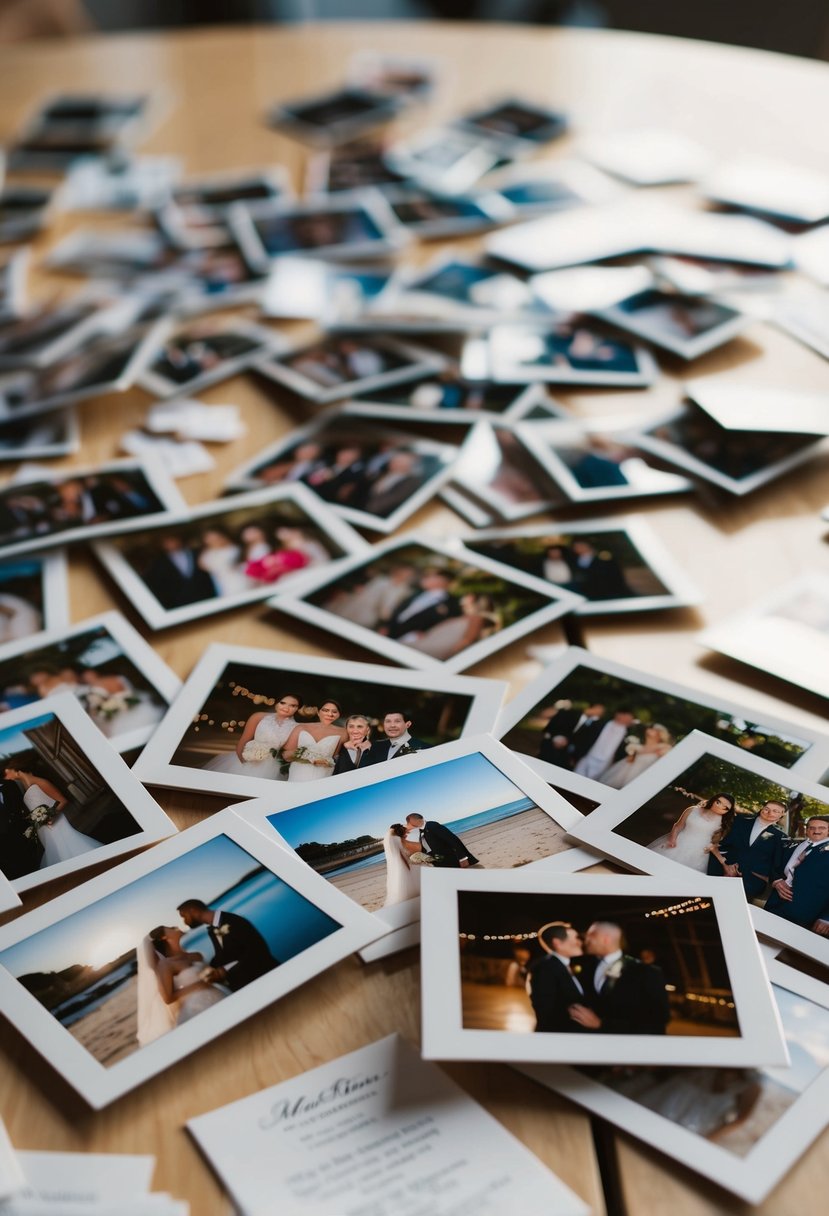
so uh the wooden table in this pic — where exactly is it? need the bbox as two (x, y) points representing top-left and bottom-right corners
(0, 21), (828, 1215)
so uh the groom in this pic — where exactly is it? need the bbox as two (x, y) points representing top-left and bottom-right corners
(404, 812), (478, 868)
(0, 774), (40, 879)
(178, 898), (279, 991)
(567, 921), (670, 1035)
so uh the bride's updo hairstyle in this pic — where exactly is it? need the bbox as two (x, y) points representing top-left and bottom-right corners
(149, 926), (172, 957)
(389, 824), (407, 837)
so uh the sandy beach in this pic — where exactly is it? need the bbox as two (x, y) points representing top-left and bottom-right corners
(67, 975), (140, 1068)
(327, 804), (570, 912)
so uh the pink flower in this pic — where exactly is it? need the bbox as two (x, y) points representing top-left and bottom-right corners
(245, 549), (310, 584)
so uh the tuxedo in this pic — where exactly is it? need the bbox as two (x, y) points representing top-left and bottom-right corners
(765, 839), (829, 928)
(528, 953), (584, 1032)
(361, 473), (422, 518)
(143, 547), (216, 609)
(208, 910), (278, 992)
(418, 819), (478, 867)
(381, 589), (462, 639)
(538, 708), (603, 767)
(581, 954), (670, 1035)
(362, 735), (430, 766)
(310, 460), (368, 505)
(707, 814), (787, 899)
(0, 777), (39, 879)
(568, 552), (632, 601)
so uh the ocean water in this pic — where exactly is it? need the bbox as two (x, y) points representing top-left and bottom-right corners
(325, 796), (536, 878)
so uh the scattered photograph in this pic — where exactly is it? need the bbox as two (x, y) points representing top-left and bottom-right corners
(452, 421), (567, 522)
(0, 251), (28, 323)
(457, 98), (567, 148)
(0, 552), (68, 640)
(0, 458), (184, 561)
(268, 87), (401, 146)
(230, 193), (409, 271)
(305, 140), (408, 195)
(0, 693), (173, 892)
(0, 294), (132, 370)
(131, 642), (504, 800)
(370, 253), (542, 327)
(382, 188), (512, 239)
(225, 414), (456, 533)
(629, 402), (825, 495)
(46, 227), (178, 279)
(0, 814), (379, 1107)
(699, 573), (829, 698)
(0, 185), (53, 244)
(517, 418), (692, 503)
(385, 127), (504, 195)
(496, 646), (827, 799)
(172, 240), (269, 312)
(92, 483), (368, 630)
(595, 288), (749, 360)
(0, 610), (180, 753)
(465, 520), (700, 615)
(270, 535), (583, 674)
(238, 737), (588, 933)
(0, 321), (170, 424)
(60, 155), (181, 212)
(260, 256), (394, 322)
(420, 870), (785, 1066)
(520, 958), (829, 1204)
(702, 153), (829, 225)
(254, 333), (443, 404)
(157, 168), (290, 248)
(0, 411), (79, 460)
(138, 317), (280, 398)
(488, 159), (618, 220)
(489, 322), (658, 386)
(571, 733), (829, 968)
(344, 371), (541, 425)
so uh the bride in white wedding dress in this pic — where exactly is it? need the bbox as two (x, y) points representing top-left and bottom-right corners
(282, 700), (346, 783)
(647, 793), (736, 873)
(203, 693), (300, 780)
(601, 724), (674, 790)
(4, 764), (102, 870)
(136, 926), (227, 1046)
(383, 824), (421, 906)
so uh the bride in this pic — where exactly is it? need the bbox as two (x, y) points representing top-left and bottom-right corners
(647, 793), (736, 872)
(136, 925), (227, 1046)
(203, 692), (300, 779)
(282, 700), (345, 783)
(383, 823), (421, 906)
(77, 667), (165, 740)
(601, 724), (674, 789)
(4, 763), (102, 869)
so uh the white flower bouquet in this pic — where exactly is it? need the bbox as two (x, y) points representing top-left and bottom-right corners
(241, 740), (273, 762)
(24, 803), (57, 840)
(83, 690), (139, 720)
(409, 851), (434, 866)
(290, 744), (335, 769)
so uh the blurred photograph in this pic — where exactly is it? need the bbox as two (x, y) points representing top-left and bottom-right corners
(230, 194), (408, 270)
(139, 317), (279, 398)
(386, 127), (503, 194)
(0, 185), (53, 244)
(458, 99), (567, 146)
(256, 334), (441, 404)
(452, 421), (566, 521)
(0, 412), (79, 460)
(596, 288), (748, 359)
(384, 189), (511, 239)
(345, 371), (537, 424)
(0, 251), (28, 323)
(490, 322), (658, 386)
(0, 553), (68, 642)
(269, 87), (400, 145)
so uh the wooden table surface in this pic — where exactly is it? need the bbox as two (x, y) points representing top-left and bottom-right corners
(0, 20), (828, 1216)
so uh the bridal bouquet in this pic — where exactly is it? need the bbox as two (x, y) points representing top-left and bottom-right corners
(290, 745), (335, 769)
(409, 851), (434, 866)
(623, 734), (642, 756)
(82, 689), (139, 721)
(241, 740), (274, 763)
(24, 803), (57, 840)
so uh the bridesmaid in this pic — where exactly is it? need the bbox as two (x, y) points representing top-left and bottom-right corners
(202, 692), (301, 779)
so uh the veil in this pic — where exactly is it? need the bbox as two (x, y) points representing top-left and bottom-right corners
(136, 936), (177, 1046)
(383, 829), (415, 907)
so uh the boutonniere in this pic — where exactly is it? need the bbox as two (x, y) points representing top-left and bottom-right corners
(394, 743), (419, 758)
(571, 963), (583, 976)
(215, 924), (231, 939)
(604, 959), (625, 984)
(761, 831), (774, 840)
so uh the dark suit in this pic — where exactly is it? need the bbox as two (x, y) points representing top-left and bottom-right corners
(0, 777), (40, 879)
(362, 735), (430, 766)
(333, 746), (366, 775)
(382, 590), (462, 639)
(208, 910), (279, 992)
(419, 820), (478, 867)
(581, 955), (670, 1035)
(528, 953), (585, 1032)
(568, 553), (632, 600)
(707, 814), (787, 899)
(538, 709), (607, 768)
(361, 474), (423, 518)
(765, 840), (829, 928)
(143, 548), (217, 610)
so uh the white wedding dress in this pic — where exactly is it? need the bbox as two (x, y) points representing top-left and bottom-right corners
(287, 730), (340, 782)
(29, 784), (102, 869)
(647, 805), (721, 872)
(383, 830), (421, 906)
(601, 747), (670, 789)
(172, 962), (227, 1025)
(199, 545), (252, 596)
(80, 677), (165, 741)
(135, 938), (226, 1046)
(203, 714), (295, 780)
(405, 614), (475, 660)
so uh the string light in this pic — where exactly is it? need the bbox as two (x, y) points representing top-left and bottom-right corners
(645, 898), (711, 918)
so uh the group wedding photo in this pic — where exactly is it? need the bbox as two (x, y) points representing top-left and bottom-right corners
(343, 370), (536, 423)
(256, 333), (441, 404)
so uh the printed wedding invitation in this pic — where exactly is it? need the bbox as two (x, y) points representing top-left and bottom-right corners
(188, 1034), (589, 1216)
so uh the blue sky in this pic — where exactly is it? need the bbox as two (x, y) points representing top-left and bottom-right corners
(0, 835), (260, 977)
(0, 711), (53, 760)
(765, 985), (829, 1094)
(268, 752), (523, 848)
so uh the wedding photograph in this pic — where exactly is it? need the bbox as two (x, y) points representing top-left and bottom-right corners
(458, 98), (567, 147)
(0, 294), (124, 369)
(420, 872), (785, 1067)
(0, 411), (79, 461)
(630, 402), (825, 495)
(93, 485), (366, 630)
(253, 739), (584, 927)
(138, 317), (280, 399)
(0, 815), (379, 1107)
(383, 189), (511, 240)
(0, 459), (184, 561)
(497, 648), (826, 797)
(344, 371), (535, 424)
(0, 553), (68, 643)
(385, 127), (501, 195)
(595, 288), (749, 360)
(517, 419), (692, 503)
(255, 334), (442, 405)
(452, 422), (566, 522)
(46, 228), (178, 280)
(0, 611), (179, 753)
(270, 535), (583, 674)
(571, 735), (829, 967)
(488, 321), (658, 386)
(226, 415), (455, 533)
(0, 694), (173, 891)
(0, 251), (27, 324)
(268, 86), (400, 146)
(700, 573), (829, 700)
(522, 960), (829, 1205)
(131, 644), (504, 801)
(465, 521), (699, 614)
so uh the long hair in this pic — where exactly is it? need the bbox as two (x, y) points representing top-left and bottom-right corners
(704, 793), (736, 842)
(149, 926), (171, 958)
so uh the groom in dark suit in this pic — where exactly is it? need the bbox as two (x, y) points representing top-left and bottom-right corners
(528, 923), (586, 1033)
(144, 536), (216, 610)
(568, 921), (670, 1035)
(764, 816), (829, 928)
(362, 710), (431, 766)
(0, 774), (40, 879)
(178, 898), (279, 992)
(379, 568), (461, 640)
(538, 702), (606, 768)
(707, 801), (787, 899)
(405, 812), (478, 868)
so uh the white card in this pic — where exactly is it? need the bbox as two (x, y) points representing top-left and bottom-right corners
(579, 128), (711, 185)
(146, 399), (245, 442)
(120, 430), (215, 478)
(10, 1151), (154, 1207)
(703, 153), (829, 223)
(686, 379), (829, 434)
(188, 1035), (588, 1216)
